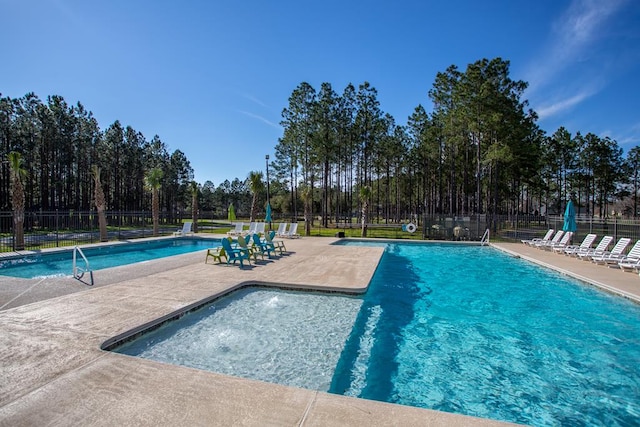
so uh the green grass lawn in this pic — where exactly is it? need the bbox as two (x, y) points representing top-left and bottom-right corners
(202, 222), (445, 241)
(1, 220), (491, 253)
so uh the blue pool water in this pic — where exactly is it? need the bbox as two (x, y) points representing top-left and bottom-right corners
(0, 238), (220, 278)
(115, 288), (363, 391)
(110, 242), (640, 426)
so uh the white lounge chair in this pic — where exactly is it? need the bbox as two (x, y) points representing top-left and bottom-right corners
(255, 222), (266, 235)
(591, 238), (632, 265)
(282, 222), (300, 238)
(618, 257), (640, 272)
(244, 222), (257, 236)
(174, 221), (193, 236)
(576, 236), (613, 260)
(544, 232), (572, 251)
(561, 234), (597, 256)
(275, 222), (287, 237)
(521, 229), (554, 246)
(534, 230), (564, 249)
(276, 223), (289, 238)
(226, 222), (244, 236)
(603, 240), (640, 268)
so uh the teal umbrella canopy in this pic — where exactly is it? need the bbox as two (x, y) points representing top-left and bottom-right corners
(265, 203), (272, 223)
(563, 200), (576, 232)
(228, 203), (236, 221)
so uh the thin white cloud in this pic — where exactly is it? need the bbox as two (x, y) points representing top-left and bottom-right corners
(238, 110), (281, 130)
(555, 0), (623, 51)
(536, 90), (594, 120)
(526, 0), (628, 93)
(606, 122), (640, 147)
(241, 93), (269, 108)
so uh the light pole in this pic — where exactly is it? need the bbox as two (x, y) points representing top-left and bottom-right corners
(265, 154), (271, 230)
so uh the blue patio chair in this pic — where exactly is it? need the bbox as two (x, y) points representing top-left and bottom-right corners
(221, 237), (250, 267)
(251, 233), (275, 258)
(264, 230), (286, 255)
(237, 234), (260, 261)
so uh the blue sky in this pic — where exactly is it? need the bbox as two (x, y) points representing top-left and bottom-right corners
(2, 0), (639, 186)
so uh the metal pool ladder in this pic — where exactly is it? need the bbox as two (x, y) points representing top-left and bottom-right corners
(480, 228), (490, 246)
(73, 246), (94, 286)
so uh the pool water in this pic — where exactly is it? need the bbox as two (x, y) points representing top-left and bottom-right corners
(333, 243), (640, 426)
(110, 242), (640, 426)
(0, 238), (220, 278)
(115, 288), (363, 391)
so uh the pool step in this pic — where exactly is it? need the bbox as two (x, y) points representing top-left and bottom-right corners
(344, 304), (382, 397)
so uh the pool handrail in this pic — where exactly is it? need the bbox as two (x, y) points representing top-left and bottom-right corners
(480, 228), (490, 246)
(73, 246), (94, 286)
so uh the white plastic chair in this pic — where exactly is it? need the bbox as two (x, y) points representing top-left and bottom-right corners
(277, 223), (289, 238)
(174, 221), (193, 236)
(226, 222), (244, 236)
(283, 223), (300, 238)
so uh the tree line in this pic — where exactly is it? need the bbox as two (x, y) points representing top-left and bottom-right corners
(3, 57), (640, 237)
(0, 93), (192, 214)
(0, 93), (266, 221)
(274, 57), (640, 231)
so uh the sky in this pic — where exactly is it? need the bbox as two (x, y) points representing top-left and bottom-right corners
(2, 0), (640, 186)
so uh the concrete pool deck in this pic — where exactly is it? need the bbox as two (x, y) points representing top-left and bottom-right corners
(1, 236), (638, 426)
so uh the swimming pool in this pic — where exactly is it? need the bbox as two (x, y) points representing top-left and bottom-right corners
(0, 238), (221, 279)
(108, 242), (640, 426)
(114, 287), (363, 391)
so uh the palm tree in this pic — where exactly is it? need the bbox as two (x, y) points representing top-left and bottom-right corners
(247, 171), (264, 222)
(91, 165), (109, 242)
(8, 152), (26, 250)
(189, 180), (199, 233)
(145, 168), (163, 236)
(360, 185), (371, 238)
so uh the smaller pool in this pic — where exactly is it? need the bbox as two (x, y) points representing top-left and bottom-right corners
(112, 287), (363, 391)
(0, 238), (221, 279)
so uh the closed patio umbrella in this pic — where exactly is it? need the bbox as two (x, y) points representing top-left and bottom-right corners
(228, 203), (236, 222)
(265, 202), (272, 223)
(563, 200), (576, 233)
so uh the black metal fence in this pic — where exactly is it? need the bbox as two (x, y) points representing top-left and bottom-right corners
(0, 211), (183, 252)
(489, 214), (640, 244)
(3, 210), (640, 252)
(313, 213), (640, 245)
